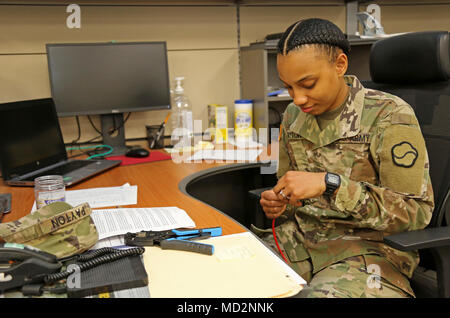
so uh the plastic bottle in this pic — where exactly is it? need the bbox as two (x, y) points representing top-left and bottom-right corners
(234, 99), (253, 141)
(170, 77), (193, 148)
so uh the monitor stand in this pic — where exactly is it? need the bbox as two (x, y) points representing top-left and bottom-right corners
(100, 113), (130, 156)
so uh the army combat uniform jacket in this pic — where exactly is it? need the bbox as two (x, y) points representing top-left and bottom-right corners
(276, 75), (434, 296)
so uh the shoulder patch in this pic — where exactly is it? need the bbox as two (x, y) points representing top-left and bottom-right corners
(391, 141), (418, 167)
(379, 125), (426, 195)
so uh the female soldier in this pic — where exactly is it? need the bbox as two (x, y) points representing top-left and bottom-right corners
(259, 18), (434, 298)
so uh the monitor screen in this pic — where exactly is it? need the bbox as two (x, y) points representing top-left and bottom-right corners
(46, 41), (171, 116)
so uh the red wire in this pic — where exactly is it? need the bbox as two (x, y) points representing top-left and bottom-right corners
(272, 218), (289, 263)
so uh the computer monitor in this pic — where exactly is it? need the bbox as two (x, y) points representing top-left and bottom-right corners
(46, 41), (171, 155)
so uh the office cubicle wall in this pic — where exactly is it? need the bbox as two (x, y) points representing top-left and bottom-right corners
(1, 1), (449, 144)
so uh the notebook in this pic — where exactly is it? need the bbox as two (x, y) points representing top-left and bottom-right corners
(0, 98), (121, 187)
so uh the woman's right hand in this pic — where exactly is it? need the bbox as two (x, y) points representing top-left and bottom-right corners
(260, 189), (287, 219)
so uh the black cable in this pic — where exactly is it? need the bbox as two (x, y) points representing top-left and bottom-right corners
(87, 115), (102, 134)
(71, 116), (82, 144)
(56, 247), (121, 264)
(87, 113), (130, 137)
(109, 113), (131, 135)
(43, 247), (145, 284)
(68, 116), (82, 156)
(68, 247), (120, 262)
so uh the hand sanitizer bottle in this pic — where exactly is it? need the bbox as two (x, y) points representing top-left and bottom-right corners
(171, 77), (193, 148)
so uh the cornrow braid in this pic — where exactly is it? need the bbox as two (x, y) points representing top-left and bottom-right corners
(277, 18), (350, 60)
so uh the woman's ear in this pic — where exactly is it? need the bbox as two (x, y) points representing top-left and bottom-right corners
(335, 52), (348, 77)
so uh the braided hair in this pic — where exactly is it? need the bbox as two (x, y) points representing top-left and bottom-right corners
(277, 18), (350, 62)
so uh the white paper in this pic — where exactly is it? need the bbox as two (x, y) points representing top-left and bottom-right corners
(222, 232), (306, 286)
(31, 184), (137, 212)
(91, 207), (196, 240)
(65, 184), (137, 208)
(227, 137), (263, 149)
(187, 149), (262, 162)
(91, 235), (125, 249)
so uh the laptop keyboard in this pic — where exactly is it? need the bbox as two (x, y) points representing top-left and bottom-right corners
(31, 160), (93, 179)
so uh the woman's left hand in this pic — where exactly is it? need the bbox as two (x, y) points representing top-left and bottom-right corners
(273, 171), (327, 206)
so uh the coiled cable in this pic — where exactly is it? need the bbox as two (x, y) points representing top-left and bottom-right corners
(43, 247), (145, 284)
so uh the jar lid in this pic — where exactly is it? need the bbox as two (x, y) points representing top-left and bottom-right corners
(234, 99), (253, 104)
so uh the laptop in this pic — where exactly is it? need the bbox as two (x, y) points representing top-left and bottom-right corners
(0, 98), (121, 187)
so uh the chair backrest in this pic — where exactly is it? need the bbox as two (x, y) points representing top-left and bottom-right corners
(362, 31), (450, 228)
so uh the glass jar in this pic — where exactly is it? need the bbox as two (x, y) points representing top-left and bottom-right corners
(34, 175), (66, 209)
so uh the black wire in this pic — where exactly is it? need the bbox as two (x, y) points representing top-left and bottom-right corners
(68, 116), (82, 156)
(87, 113), (130, 137)
(72, 116), (82, 144)
(87, 115), (102, 134)
(66, 134), (103, 159)
(65, 113), (131, 153)
(109, 113), (131, 135)
(44, 247), (145, 284)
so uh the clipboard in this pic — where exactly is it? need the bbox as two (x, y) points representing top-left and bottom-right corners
(142, 232), (306, 298)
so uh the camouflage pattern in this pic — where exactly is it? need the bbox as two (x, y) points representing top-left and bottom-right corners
(272, 75), (434, 297)
(0, 202), (98, 258)
(298, 255), (411, 298)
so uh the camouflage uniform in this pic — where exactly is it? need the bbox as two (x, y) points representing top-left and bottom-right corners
(264, 75), (434, 297)
(0, 202), (98, 258)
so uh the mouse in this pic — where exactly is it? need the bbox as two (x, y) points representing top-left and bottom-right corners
(125, 148), (150, 158)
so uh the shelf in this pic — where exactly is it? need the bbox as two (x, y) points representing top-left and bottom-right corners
(268, 96), (292, 102)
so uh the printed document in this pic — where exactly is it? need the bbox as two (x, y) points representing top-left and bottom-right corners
(91, 207), (196, 240)
(31, 183), (137, 212)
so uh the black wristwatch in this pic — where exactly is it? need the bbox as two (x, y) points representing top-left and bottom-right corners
(324, 172), (341, 196)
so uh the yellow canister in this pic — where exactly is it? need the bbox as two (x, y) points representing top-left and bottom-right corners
(234, 99), (253, 140)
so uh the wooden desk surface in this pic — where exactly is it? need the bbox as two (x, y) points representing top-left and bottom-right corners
(0, 158), (248, 236)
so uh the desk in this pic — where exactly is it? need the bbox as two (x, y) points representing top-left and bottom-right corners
(0, 151), (302, 298)
(0, 158), (248, 236)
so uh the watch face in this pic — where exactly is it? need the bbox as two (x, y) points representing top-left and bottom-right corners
(327, 173), (340, 185)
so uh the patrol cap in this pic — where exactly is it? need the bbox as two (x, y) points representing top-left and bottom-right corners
(0, 202), (98, 258)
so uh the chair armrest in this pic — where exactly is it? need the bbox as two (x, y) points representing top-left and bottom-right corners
(248, 187), (272, 200)
(383, 226), (450, 251)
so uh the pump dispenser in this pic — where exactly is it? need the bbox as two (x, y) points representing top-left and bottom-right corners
(171, 77), (193, 147)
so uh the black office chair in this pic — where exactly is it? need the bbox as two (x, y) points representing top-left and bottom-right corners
(362, 30), (450, 298)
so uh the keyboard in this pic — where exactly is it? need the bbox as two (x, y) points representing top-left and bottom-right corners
(31, 160), (93, 179)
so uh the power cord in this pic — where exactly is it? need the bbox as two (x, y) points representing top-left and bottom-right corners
(87, 115), (102, 135)
(43, 247), (145, 285)
(272, 219), (289, 263)
(87, 113), (131, 136)
(67, 116), (82, 157)
(23, 247), (146, 296)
